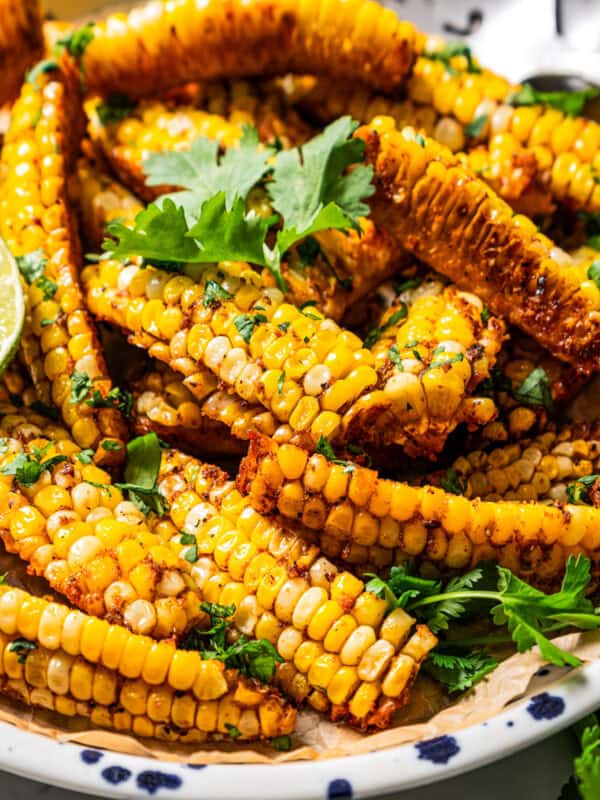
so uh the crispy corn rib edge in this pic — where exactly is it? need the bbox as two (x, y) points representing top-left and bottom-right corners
(81, 0), (421, 99)
(355, 120), (600, 371)
(156, 448), (437, 729)
(0, 58), (129, 465)
(0, 0), (44, 106)
(82, 262), (504, 458)
(237, 434), (600, 589)
(0, 584), (295, 741)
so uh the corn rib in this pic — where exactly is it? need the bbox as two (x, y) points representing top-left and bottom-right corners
(156, 448), (437, 729)
(0, 58), (129, 464)
(356, 120), (600, 371)
(0, 584), (295, 741)
(82, 0), (421, 99)
(0, 0), (43, 106)
(237, 434), (600, 588)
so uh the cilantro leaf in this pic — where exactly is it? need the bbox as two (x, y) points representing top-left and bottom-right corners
(388, 344), (403, 369)
(272, 735), (292, 752)
(315, 435), (355, 472)
(574, 716), (600, 799)
(268, 116), (374, 255)
(16, 250), (47, 284)
(87, 387), (133, 417)
(1, 443), (67, 488)
(464, 114), (488, 139)
(364, 303), (408, 348)
(423, 42), (481, 75)
(144, 126), (274, 222)
(203, 279), (233, 308)
(394, 277), (422, 294)
(96, 93), (133, 126)
(29, 401), (59, 420)
(56, 22), (95, 62)
(104, 199), (200, 264)
(70, 371), (93, 404)
(115, 432), (167, 515)
(35, 275), (57, 301)
(513, 366), (554, 412)
(8, 638), (37, 664)
(234, 313), (268, 344)
(505, 84), (598, 117)
(424, 649), (498, 694)
(567, 474), (600, 505)
(588, 261), (600, 290)
(440, 468), (465, 495)
(76, 449), (94, 464)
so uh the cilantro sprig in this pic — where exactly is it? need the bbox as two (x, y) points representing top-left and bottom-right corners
(423, 42), (481, 75)
(182, 601), (283, 684)
(571, 714), (600, 799)
(103, 117), (374, 291)
(365, 556), (600, 694)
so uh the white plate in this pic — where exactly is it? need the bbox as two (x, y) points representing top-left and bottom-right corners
(0, 660), (597, 799)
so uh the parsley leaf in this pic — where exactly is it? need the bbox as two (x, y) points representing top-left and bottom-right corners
(268, 116), (374, 256)
(588, 261), (600, 290)
(424, 649), (498, 694)
(440, 468), (465, 495)
(96, 93), (133, 126)
(115, 432), (167, 515)
(16, 250), (47, 284)
(505, 84), (598, 117)
(234, 313), (268, 344)
(464, 114), (488, 139)
(513, 366), (554, 411)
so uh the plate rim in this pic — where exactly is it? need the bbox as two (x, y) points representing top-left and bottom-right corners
(0, 659), (597, 799)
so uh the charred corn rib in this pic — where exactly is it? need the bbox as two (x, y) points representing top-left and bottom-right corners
(357, 120), (600, 371)
(82, 0), (420, 99)
(87, 87), (313, 202)
(157, 449), (437, 729)
(445, 423), (600, 505)
(0, 0), (43, 106)
(238, 435), (600, 589)
(131, 360), (248, 456)
(76, 157), (143, 250)
(83, 262), (503, 456)
(357, 274), (503, 456)
(0, 59), (129, 464)
(0, 585), (295, 741)
(0, 413), (205, 638)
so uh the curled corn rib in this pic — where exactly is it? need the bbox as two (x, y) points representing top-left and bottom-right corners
(82, 262), (501, 457)
(237, 434), (600, 589)
(156, 448), (437, 729)
(0, 413), (203, 639)
(0, 59), (128, 463)
(82, 0), (421, 99)
(446, 422), (600, 505)
(356, 120), (600, 371)
(0, 584), (295, 741)
(87, 86), (313, 202)
(0, 0), (43, 105)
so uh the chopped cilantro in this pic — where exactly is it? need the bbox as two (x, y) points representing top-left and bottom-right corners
(480, 306), (491, 324)
(35, 275), (57, 301)
(202, 279), (233, 308)
(234, 313), (267, 344)
(0, 442), (67, 488)
(277, 371), (285, 395)
(393, 277), (422, 295)
(440, 468), (465, 495)
(566, 474), (600, 505)
(225, 724), (242, 739)
(423, 42), (481, 75)
(76, 449), (94, 464)
(278, 321), (290, 333)
(16, 250), (47, 284)
(70, 371), (93, 404)
(388, 343), (403, 370)
(101, 440), (122, 452)
(8, 638), (37, 664)
(184, 542), (199, 563)
(179, 532), (196, 546)
(56, 22), (95, 63)
(513, 366), (554, 412)
(588, 261), (600, 290)
(505, 84), (598, 117)
(464, 114), (488, 139)
(315, 435), (355, 472)
(26, 59), (59, 90)
(364, 303), (408, 348)
(87, 387), (133, 417)
(29, 401), (59, 420)
(272, 735), (292, 752)
(115, 433), (167, 515)
(96, 93), (134, 126)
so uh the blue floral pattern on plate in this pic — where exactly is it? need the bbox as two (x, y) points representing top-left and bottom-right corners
(415, 735), (461, 765)
(527, 693), (566, 721)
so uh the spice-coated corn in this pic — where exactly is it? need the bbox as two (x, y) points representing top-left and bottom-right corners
(0, 0), (43, 105)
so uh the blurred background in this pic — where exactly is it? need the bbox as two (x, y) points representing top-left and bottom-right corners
(46, 0), (600, 86)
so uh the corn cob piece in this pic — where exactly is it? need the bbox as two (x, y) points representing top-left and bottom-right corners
(82, 0), (421, 99)
(357, 120), (600, 371)
(445, 422), (600, 505)
(131, 360), (248, 456)
(357, 274), (504, 456)
(157, 448), (437, 728)
(238, 434), (600, 589)
(0, 0), (43, 106)
(76, 156), (144, 250)
(0, 584), (296, 741)
(83, 261), (503, 456)
(87, 87), (313, 202)
(0, 58), (129, 464)
(0, 413), (206, 638)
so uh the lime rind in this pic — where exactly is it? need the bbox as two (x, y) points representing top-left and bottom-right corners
(0, 236), (25, 377)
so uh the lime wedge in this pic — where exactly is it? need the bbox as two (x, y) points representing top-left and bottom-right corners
(0, 236), (25, 377)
